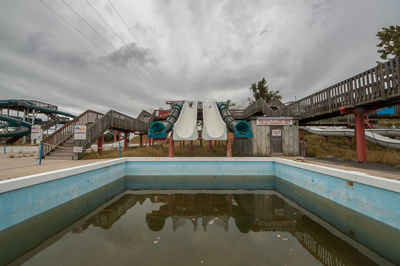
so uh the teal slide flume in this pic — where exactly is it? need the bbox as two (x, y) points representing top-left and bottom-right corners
(0, 114), (31, 138)
(217, 102), (253, 138)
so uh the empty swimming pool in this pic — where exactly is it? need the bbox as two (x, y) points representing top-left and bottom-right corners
(0, 158), (399, 265)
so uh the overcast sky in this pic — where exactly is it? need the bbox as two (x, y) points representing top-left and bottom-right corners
(0, 0), (399, 116)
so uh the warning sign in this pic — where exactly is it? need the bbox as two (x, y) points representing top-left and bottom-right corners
(272, 129), (282, 137)
(73, 146), (83, 153)
(74, 125), (87, 140)
(31, 125), (42, 140)
(256, 118), (293, 126)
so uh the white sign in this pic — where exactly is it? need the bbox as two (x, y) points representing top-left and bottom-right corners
(73, 146), (83, 153)
(256, 118), (293, 126)
(272, 129), (282, 137)
(31, 125), (42, 140)
(74, 125), (87, 140)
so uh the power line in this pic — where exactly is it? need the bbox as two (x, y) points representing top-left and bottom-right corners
(86, 0), (169, 96)
(61, 0), (116, 51)
(39, 0), (107, 54)
(60, 0), (168, 98)
(39, 0), (168, 99)
(106, 0), (178, 92)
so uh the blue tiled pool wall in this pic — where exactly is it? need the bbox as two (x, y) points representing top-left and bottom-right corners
(0, 179), (125, 266)
(276, 178), (400, 263)
(1, 161), (399, 233)
(0, 163), (125, 232)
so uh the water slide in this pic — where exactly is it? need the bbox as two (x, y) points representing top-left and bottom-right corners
(173, 101), (198, 141)
(0, 100), (75, 118)
(301, 126), (400, 150)
(148, 102), (183, 139)
(217, 102), (253, 138)
(202, 100), (227, 140)
(0, 114), (31, 138)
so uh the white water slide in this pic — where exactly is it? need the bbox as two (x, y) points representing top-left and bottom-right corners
(202, 100), (227, 140)
(301, 126), (400, 150)
(173, 101), (198, 140)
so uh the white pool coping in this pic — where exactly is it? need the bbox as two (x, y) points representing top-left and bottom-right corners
(0, 157), (399, 194)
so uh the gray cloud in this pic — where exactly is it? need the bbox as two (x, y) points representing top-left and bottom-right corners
(0, 0), (399, 116)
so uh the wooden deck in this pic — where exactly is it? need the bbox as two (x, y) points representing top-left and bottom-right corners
(288, 57), (400, 123)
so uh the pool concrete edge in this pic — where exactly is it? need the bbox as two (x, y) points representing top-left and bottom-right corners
(2, 157), (399, 194)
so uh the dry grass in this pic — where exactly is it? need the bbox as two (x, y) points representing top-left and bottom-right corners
(304, 133), (400, 168)
(81, 139), (227, 159)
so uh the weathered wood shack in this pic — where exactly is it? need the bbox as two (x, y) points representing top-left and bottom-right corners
(232, 99), (299, 156)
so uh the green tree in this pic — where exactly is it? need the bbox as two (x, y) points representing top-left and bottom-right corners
(377, 25), (400, 60)
(249, 77), (281, 103)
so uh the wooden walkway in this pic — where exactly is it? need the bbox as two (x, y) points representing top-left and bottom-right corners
(288, 57), (400, 123)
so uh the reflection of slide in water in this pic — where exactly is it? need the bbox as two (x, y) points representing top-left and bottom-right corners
(173, 101), (198, 141)
(302, 126), (400, 150)
(202, 100), (227, 140)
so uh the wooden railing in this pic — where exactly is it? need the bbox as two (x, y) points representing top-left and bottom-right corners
(75, 110), (148, 150)
(288, 57), (400, 122)
(41, 110), (103, 156)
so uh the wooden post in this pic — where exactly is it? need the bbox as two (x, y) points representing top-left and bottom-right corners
(208, 140), (212, 151)
(124, 131), (128, 150)
(323, 136), (328, 142)
(189, 140), (193, 151)
(346, 137), (352, 147)
(97, 134), (104, 154)
(113, 130), (117, 143)
(169, 137), (174, 157)
(139, 134), (143, 148)
(226, 137), (232, 157)
(145, 135), (148, 147)
(354, 109), (366, 163)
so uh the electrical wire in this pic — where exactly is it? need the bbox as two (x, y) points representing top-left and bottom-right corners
(53, 0), (168, 98)
(39, 0), (108, 54)
(85, 0), (169, 96)
(106, 0), (178, 92)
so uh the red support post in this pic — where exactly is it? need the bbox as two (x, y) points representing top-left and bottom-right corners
(355, 109), (367, 163)
(208, 140), (212, 151)
(97, 134), (104, 154)
(139, 134), (143, 148)
(214, 140), (217, 147)
(124, 131), (128, 150)
(189, 140), (194, 151)
(323, 136), (328, 142)
(183, 141), (185, 147)
(169, 137), (174, 157)
(113, 130), (117, 143)
(226, 137), (232, 157)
